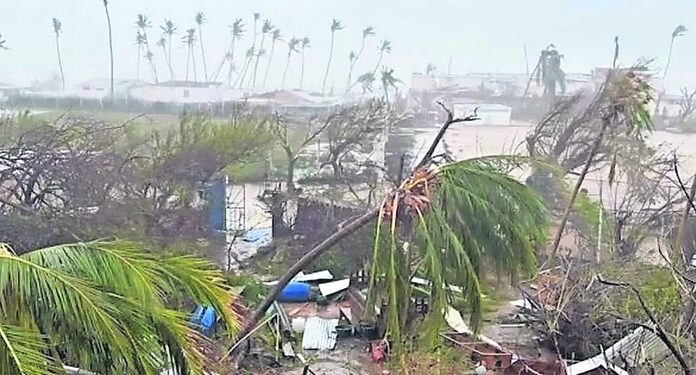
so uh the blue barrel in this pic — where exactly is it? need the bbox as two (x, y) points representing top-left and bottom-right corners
(278, 282), (311, 302)
(200, 307), (216, 336)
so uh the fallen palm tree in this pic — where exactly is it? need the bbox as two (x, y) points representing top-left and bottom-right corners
(228, 104), (550, 356)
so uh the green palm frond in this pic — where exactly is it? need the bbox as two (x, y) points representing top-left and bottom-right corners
(367, 156), (548, 347)
(0, 324), (57, 375)
(0, 240), (240, 374)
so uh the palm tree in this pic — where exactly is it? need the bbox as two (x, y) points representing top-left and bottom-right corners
(231, 109), (548, 352)
(237, 13), (260, 88)
(195, 11), (208, 81)
(156, 37), (168, 80)
(136, 14), (158, 83)
(210, 18), (244, 84)
(380, 67), (399, 102)
(250, 20), (272, 88)
(0, 239), (239, 374)
(654, 25), (687, 118)
(134, 31), (146, 81)
(0, 34), (7, 50)
(281, 37), (300, 89)
(426, 63), (436, 77)
(52, 18), (66, 90)
(299, 37), (310, 90)
(356, 72), (375, 94)
(101, 0), (114, 103)
(548, 66), (655, 260)
(160, 19), (177, 80)
(322, 19), (345, 94)
(263, 28), (283, 88)
(182, 28), (197, 82)
(372, 39), (391, 75)
(346, 26), (374, 92)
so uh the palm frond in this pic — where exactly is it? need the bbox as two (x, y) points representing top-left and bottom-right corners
(367, 155), (548, 346)
(0, 323), (57, 375)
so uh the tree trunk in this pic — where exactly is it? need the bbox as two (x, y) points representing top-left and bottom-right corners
(281, 52), (291, 89)
(198, 25), (208, 82)
(675, 173), (696, 261)
(103, 1), (115, 104)
(286, 156), (297, 193)
(251, 36), (266, 88)
(263, 42), (276, 88)
(548, 119), (609, 260)
(229, 207), (379, 354)
(322, 32), (334, 94)
(299, 50), (306, 90)
(167, 37), (174, 80)
(55, 35), (65, 90)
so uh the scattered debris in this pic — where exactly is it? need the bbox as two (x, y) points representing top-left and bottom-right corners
(301, 317), (340, 350)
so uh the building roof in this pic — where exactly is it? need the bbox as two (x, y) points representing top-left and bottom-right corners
(243, 90), (342, 107)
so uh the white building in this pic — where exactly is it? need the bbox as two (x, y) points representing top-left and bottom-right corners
(128, 81), (245, 104)
(453, 102), (512, 125)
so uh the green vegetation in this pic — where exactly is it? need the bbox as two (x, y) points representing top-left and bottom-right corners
(0, 240), (238, 374)
(368, 156), (548, 349)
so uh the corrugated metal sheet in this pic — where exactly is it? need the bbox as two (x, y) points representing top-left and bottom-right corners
(301, 317), (339, 350)
(566, 326), (669, 375)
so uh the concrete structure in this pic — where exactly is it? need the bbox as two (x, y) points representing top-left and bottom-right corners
(242, 90), (342, 115)
(128, 81), (245, 104)
(453, 102), (512, 125)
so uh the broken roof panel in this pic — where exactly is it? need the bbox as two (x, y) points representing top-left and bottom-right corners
(318, 278), (350, 297)
(301, 317), (339, 351)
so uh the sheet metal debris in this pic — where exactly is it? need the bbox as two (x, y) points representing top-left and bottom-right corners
(301, 317), (339, 350)
(318, 278), (350, 297)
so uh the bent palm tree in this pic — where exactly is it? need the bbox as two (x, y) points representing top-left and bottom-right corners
(230, 105), (549, 353)
(299, 37), (310, 90)
(182, 28), (197, 82)
(215, 18), (244, 85)
(195, 11), (208, 81)
(101, 0), (114, 103)
(251, 20), (273, 88)
(654, 25), (687, 118)
(156, 36), (168, 79)
(322, 19), (344, 94)
(380, 67), (399, 102)
(356, 72), (375, 94)
(263, 28), (282, 87)
(372, 39), (391, 76)
(281, 37), (299, 89)
(52, 18), (65, 90)
(346, 26), (374, 92)
(548, 65), (655, 260)
(0, 240), (239, 374)
(136, 14), (158, 83)
(160, 19), (177, 80)
(237, 13), (259, 88)
(134, 31), (146, 81)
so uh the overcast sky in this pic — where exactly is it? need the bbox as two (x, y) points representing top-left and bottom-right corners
(0, 0), (694, 93)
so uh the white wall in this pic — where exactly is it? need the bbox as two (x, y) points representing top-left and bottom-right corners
(129, 85), (245, 104)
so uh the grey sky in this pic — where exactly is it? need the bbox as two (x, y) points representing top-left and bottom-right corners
(0, 0), (694, 93)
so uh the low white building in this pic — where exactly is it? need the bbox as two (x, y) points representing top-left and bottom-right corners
(128, 81), (245, 104)
(453, 102), (512, 125)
